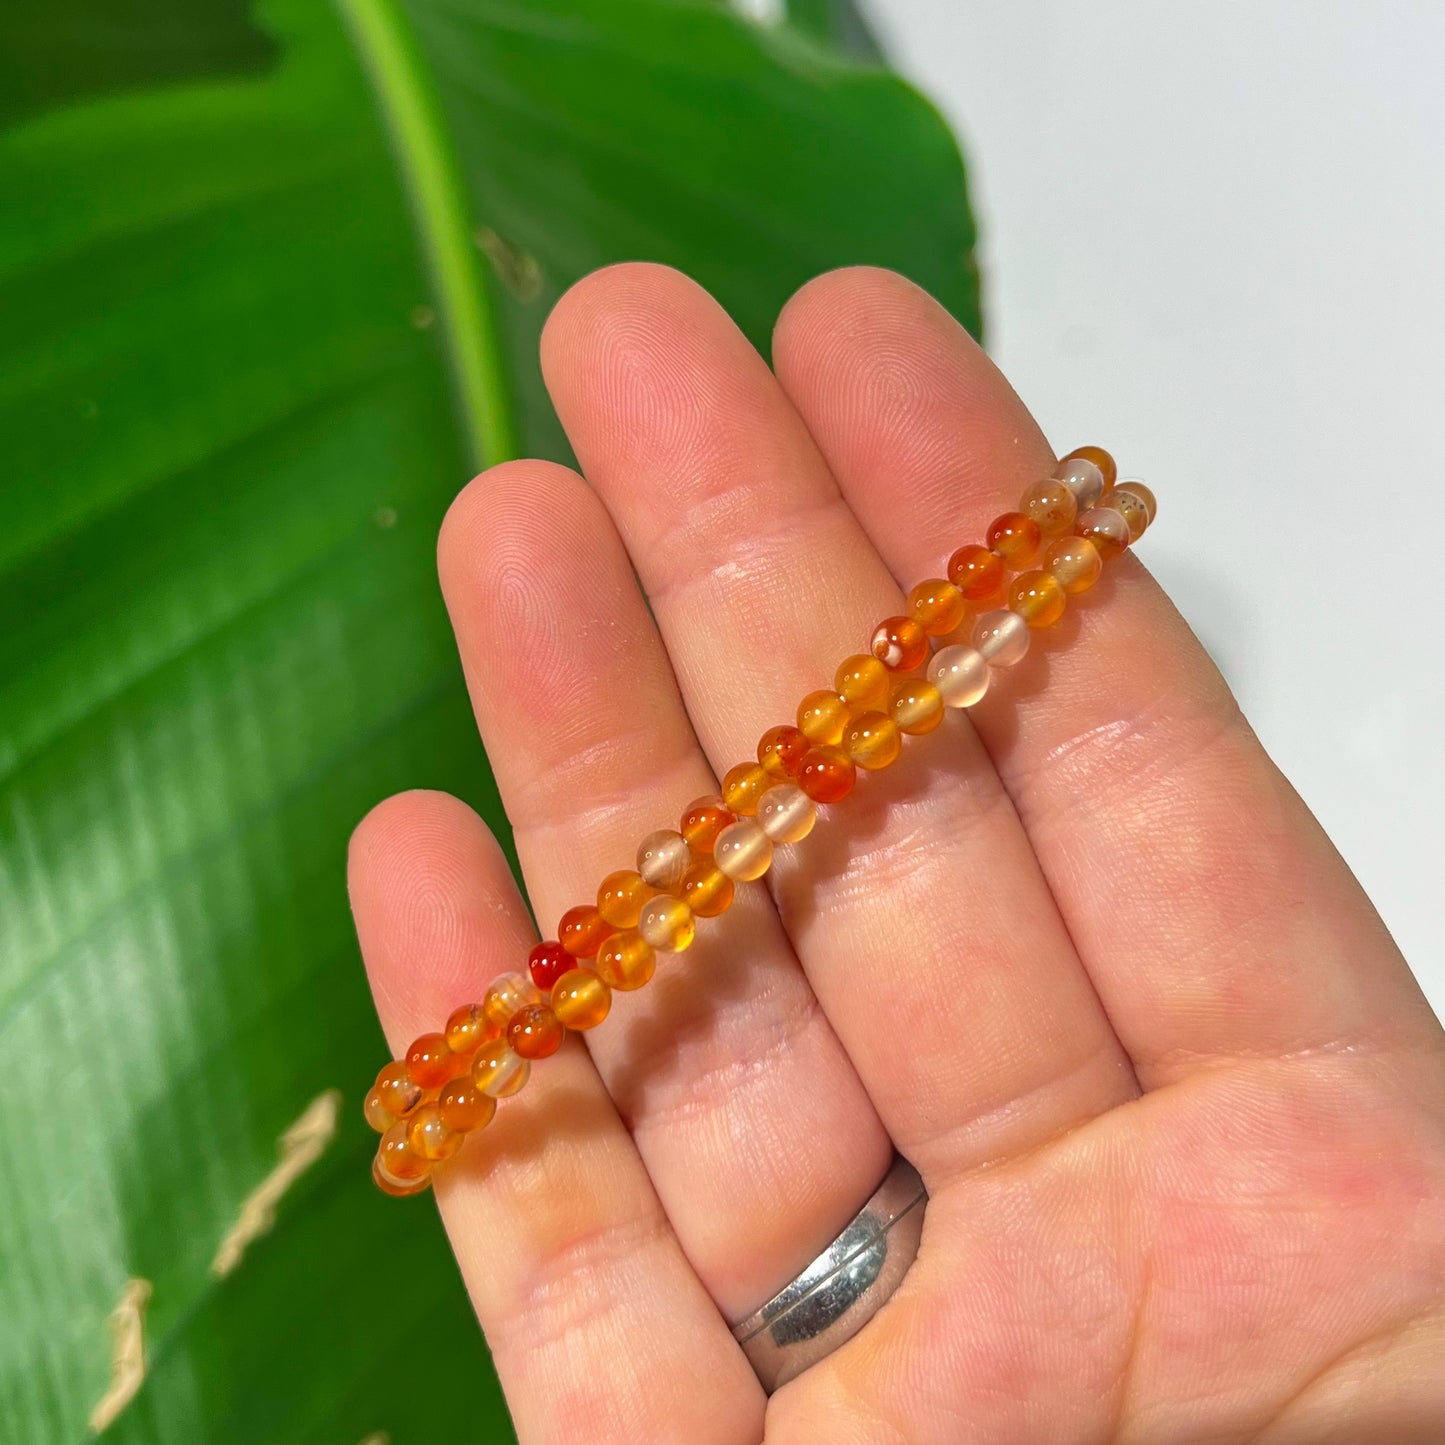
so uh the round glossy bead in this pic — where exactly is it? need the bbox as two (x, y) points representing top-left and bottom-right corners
(758, 725), (810, 780)
(1054, 455), (1105, 510)
(437, 1077), (496, 1133)
(363, 1088), (395, 1133)
(1113, 479), (1156, 524)
(889, 678), (944, 735)
(527, 941), (573, 993)
(372, 1153), (432, 1197)
(835, 654), (890, 712)
(408, 1105), (462, 1162)
(907, 578), (967, 636)
(1020, 478), (1078, 539)
(797, 690), (851, 746)
(482, 972), (541, 1031)
(722, 761), (771, 817)
(1062, 444), (1116, 489)
(680, 858), (735, 917)
(378, 1120), (430, 1181)
(508, 1004), (564, 1060)
(1075, 506), (1131, 561)
(558, 903), (611, 959)
(986, 512), (1044, 569)
(597, 870), (653, 928)
(1009, 570), (1068, 629)
(844, 711), (902, 770)
(1044, 535), (1103, 595)
(636, 830), (690, 891)
(928, 644), (990, 708)
(552, 968), (612, 1030)
(374, 1060), (423, 1118)
(799, 744), (857, 803)
(404, 1032), (455, 1090)
(471, 1039), (529, 1097)
(974, 609), (1031, 666)
(680, 796), (734, 854)
(444, 1003), (495, 1056)
(638, 895), (696, 953)
(595, 930), (656, 991)
(869, 616), (929, 673)
(947, 543), (1006, 602)
(1101, 485), (1149, 542)
(714, 819), (774, 881)
(757, 783), (817, 844)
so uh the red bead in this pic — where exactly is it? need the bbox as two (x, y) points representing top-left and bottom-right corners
(508, 1004), (564, 1060)
(528, 940), (572, 991)
(986, 512), (1044, 569)
(404, 1032), (454, 1090)
(947, 543), (1005, 601)
(798, 745), (857, 804)
(558, 904), (611, 958)
(869, 615), (929, 672)
(757, 725), (810, 779)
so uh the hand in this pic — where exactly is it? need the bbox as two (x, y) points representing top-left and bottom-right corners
(348, 265), (1445, 1444)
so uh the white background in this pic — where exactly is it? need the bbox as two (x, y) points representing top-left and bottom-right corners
(866, 1), (1445, 1011)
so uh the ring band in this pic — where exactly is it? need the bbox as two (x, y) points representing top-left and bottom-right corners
(730, 1155), (927, 1391)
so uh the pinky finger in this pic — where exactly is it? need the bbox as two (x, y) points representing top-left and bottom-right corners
(348, 789), (763, 1444)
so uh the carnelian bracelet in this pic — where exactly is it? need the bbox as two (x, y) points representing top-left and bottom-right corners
(365, 447), (1156, 1196)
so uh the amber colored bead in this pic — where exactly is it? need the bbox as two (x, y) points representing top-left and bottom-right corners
(1114, 479), (1156, 524)
(907, 578), (967, 636)
(835, 654), (890, 712)
(471, 1038), (529, 1097)
(1062, 445), (1116, 489)
(528, 941), (573, 992)
(680, 858), (735, 918)
(844, 711), (902, 771)
(558, 903), (611, 959)
(797, 690), (851, 746)
(1009, 570), (1068, 629)
(987, 511), (1044, 569)
(1101, 485), (1149, 542)
(363, 1088), (395, 1134)
(1075, 506), (1131, 561)
(1020, 479), (1079, 540)
(798, 745), (856, 803)
(508, 1003), (564, 1060)
(372, 1153), (431, 1197)
(680, 795), (734, 854)
(597, 870), (653, 928)
(722, 761), (770, 817)
(405, 1032), (455, 1090)
(595, 930), (656, 991)
(374, 1060), (423, 1118)
(714, 819), (774, 881)
(378, 1120), (430, 1181)
(889, 678), (945, 735)
(408, 1104), (462, 1162)
(552, 968), (612, 1030)
(870, 616), (929, 673)
(947, 543), (1006, 602)
(757, 784), (817, 843)
(437, 1076), (496, 1133)
(636, 830), (690, 891)
(758, 725), (810, 780)
(444, 1003), (495, 1057)
(1044, 535), (1103, 595)
(638, 895), (696, 952)
(483, 971), (541, 1031)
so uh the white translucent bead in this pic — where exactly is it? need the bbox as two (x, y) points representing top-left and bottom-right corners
(927, 645), (990, 708)
(714, 819), (774, 881)
(636, 829), (690, 891)
(1054, 456), (1104, 509)
(757, 784), (817, 844)
(974, 610), (1031, 667)
(638, 894), (695, 952)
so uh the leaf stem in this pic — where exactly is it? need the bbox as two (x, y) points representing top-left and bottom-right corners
(335, 0), (517, 467)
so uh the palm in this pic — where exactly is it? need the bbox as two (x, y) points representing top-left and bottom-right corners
(350, 265), (1445, 1444)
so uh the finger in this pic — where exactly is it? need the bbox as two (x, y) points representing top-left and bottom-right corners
(436, 459), (891, 1320)
(772, 266), (1444, 1086)
(539, 263), (1136, 1186)
(349, 790), (761, 1443)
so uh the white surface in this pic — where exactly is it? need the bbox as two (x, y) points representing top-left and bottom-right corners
(868, 1), (1445, 1011)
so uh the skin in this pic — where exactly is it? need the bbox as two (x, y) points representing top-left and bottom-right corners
(348, 265), (1445, 1444)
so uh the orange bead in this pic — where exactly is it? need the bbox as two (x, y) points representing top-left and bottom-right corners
(444, 1003), (495, 1056)
(1101, 485), (1149, 542)
(947, 543), (1006, 602)
(437, 1076), (497, 1133)
(363, 1088), (395, 1134)
(1114, 479), (1156, 524)
(798, 745), (856, 803)
(907, 578), (967, 636)
(404, 1032), (455, 1090)
(471, 1038), (529, 1097)
(1062, 445), (1116, 489)
(1075, 506), (1131, 562)
(482, 971), (541, 1031)
(722, 761), (770, 817)
(372, 1153), (431, 1197)
(552, 968), (612, 1030)
(597, 870), (653, 928)
(986, 512), (1044, 569)
(378, 1120), (430, 1181)
(889, 678), (944, 735)
(508, 1003), (564, 1059)
(844, 712), (902, 771)
(1009, 570), (1068, 629)
(558, 903), (611, 959)
(835, 654), (891, 713)
(408, 1104), (462, 1162)
(680, 858), (735, 918)
(374, 1060), (423, 1118)
(758, 725), (810, 780)
(797, 690), (852, 745)
(595, 929), (656, 991)
(869, 616), (929, 672)
(1043, 535), (1103, 595)
(1020, 478), (1078, 539)
(680, 796), (733, 854)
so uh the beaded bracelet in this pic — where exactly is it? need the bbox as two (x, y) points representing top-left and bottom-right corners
(364, 447), (1156, 1196)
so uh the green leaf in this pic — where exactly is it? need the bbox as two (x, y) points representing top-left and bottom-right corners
(0, 1), (977, 1440)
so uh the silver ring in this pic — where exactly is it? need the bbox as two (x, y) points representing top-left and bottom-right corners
(730, 1155), (927, 1391)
